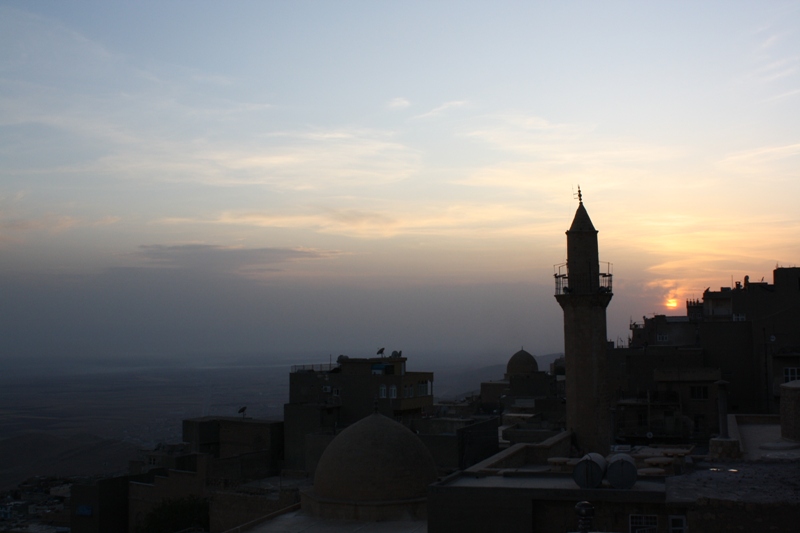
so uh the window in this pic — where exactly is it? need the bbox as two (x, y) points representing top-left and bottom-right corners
(379, 384), (387, 398)
(417, 382), (427, 396)
(657, 334), (669, 342)
(784, 367), (799, 383)
(690, 385), (709, 400)
(629, 514), (658, 533)
(332, 387), (340, 397)
(389, 385), (397, 399)
(668, 515), (687, 533)
(732, 313), (746, 321)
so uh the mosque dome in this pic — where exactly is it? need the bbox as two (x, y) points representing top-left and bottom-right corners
(506, 348), (538, 376)
(313, 413), (438, 503)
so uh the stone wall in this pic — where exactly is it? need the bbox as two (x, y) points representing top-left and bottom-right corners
(209, 489), (299, 533)
(688, 499), (800, 533)
(780, 381), (800, 441)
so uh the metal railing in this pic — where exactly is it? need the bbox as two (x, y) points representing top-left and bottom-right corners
(553, 262), (613, 295)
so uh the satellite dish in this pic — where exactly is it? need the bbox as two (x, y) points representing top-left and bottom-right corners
(238, 406), (247, 418)
(646, 431), (654, 440)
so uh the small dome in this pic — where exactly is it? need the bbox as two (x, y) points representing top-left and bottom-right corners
(313, 413), (437, 502)
(506, 348), (538, 376)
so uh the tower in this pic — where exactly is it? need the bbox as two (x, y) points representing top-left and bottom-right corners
(555, 192), (613, 455)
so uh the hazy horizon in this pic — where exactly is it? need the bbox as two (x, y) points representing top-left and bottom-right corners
(2, 1), (799, 365)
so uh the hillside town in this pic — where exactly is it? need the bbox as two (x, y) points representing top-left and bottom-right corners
(3, 200), (800, 533)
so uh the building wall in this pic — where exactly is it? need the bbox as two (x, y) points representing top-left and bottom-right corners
(428, 485), (536, 533)
(284, 357), (434, 472)
(429, 481), (672, 533)
(687, 500), (800, 532)
(128, 468), (207, 533)
(780, 381), (800, 441)
(283, 403), (338, 471)
(479, 381), (509, 409)
(71, 471), (163, 533)
(208, 489), (299, 533)
(217, 419), (281, 459)
(304, 432), (336, 478)
(508, 372), (552, 398)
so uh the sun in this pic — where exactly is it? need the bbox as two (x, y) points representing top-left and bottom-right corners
(665, 298), (678, 309)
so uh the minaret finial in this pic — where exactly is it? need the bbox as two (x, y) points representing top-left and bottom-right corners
(577, 185), (582, 203)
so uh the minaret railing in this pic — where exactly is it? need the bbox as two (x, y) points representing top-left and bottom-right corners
(553, 262), (613, 295)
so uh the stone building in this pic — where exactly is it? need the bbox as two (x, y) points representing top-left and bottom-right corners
(627, 267), (800, 415)
(283, 353), (433, 473)
(479, 348), (558, 413)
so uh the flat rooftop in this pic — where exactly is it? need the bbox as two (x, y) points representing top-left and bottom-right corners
(432, 472), (666, 503)
(667, 462), (800, 504)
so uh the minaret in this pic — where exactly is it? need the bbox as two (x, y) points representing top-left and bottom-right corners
(555, 189), (613, 455)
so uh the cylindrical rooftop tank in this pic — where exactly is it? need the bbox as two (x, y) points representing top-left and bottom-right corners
(572, 452), (607, 489)
(606, 453), (637, 489)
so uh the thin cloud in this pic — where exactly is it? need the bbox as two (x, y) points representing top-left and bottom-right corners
(388, 97), (410, 109)
(411, 100), (468, 119)
(762, 88), (800, 103)
(455, 114), (679, 192)
(134, 244), (338, 276)
(717, 142), (800, 172)
(160, 202), (560, 240)
(0, 214), (78, 233)
(1, 125), (421, 191)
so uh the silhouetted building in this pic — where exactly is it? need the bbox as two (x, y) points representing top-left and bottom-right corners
(283, 353), (433, 473)
(413, 416), (500, 472)
(70, 470), (166, 533)
(480, 348), (558, 413)
(627, 267), (800, 415)
(555, 198), (614, 455)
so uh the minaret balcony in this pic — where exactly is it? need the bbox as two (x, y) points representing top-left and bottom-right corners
(553, 262), (613, 295)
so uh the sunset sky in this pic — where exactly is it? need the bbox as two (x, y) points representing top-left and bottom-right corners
(2, 1), (799, 363)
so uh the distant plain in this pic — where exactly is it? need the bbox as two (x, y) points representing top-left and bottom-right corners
(0, 351), (557, 489)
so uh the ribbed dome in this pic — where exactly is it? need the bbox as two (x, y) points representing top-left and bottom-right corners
(313, 413), (437, 502)
(506, 348), (538, 376)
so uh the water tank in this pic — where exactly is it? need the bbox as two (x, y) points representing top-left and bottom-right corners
(572, 453), (607, 489)
(606, 453), (637, 489)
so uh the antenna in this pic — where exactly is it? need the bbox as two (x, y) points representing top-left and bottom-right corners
(573, 185), (583, 203)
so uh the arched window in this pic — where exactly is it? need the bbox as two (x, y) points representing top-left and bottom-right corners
(379, 384), (387, 398)
(389, 385), (397, 399)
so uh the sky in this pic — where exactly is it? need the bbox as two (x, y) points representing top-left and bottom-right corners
(2, 1), (800, 364)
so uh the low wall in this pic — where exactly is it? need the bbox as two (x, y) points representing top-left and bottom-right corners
(465, 431), (572, 473)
